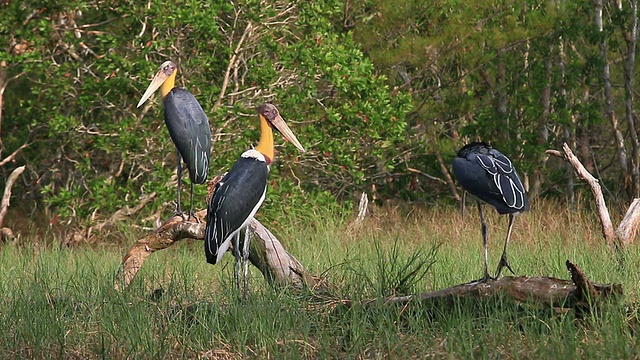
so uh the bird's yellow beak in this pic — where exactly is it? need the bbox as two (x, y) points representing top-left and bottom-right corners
(136, 70), (169, 108)
(271, 113), (305, 153)
(136, 60), (177, 108)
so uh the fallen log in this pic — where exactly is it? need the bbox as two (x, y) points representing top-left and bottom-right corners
(341, 260), (622, 316)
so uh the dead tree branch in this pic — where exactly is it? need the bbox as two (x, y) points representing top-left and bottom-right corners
(216, 22), (254, 109)
(546, 144), (617, 247)
(0, 165), (25, 233)
(342, 260), (621, 317)
(114, 212), (317, 291)
(546, 143), (640, 247)
(0, 142), (28, 167)
(617, 198), (640, 245)
(115, 175), (317, 291)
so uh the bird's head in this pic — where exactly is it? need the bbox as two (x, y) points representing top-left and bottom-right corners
(257, 103), (305, 153)
(136, 60), (178, 108)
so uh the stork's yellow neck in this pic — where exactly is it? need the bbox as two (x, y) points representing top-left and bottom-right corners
(254, 115), (274, 164)
(160, 71), (177, 100)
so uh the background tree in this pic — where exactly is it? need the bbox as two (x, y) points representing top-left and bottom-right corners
(2, 0), (640, 239)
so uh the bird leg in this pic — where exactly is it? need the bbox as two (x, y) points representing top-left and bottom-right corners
(495, 214), (516, 278)
(461, 191), (467, 218)
(232, 231), (243, 298)
(241, 227), (252, 298)
(174, 149), (185, 218)
(187, 182), (200, 223)
(232, 229), (251, 300)
(477, 202), (492, 282)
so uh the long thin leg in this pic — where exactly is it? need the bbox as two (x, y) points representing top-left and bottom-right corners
(241, 227), (251, 299)
(495, 214), (516, 278)
(461, 191), (467, 218)
(175, 149), (184, 216)
(232, 231), (242, 295)
(477, 202), (491, 282)
(188, 181), (198, 222)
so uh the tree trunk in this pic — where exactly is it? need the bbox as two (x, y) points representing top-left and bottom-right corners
(596, 0), (631, 192)
(623, 0), (640, 198)
(558, 39), (575, 209)
(531, 56), (553, 199)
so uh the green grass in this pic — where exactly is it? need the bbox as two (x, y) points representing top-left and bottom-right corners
(1, 200), (639, 358)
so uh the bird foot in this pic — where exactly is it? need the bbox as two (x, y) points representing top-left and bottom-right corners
(494, 253), (515, 279)
(169, 210), (186, 220)
(470, 272), (495, 284)
(185, 211), (201, 223)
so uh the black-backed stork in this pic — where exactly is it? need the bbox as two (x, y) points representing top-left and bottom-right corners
(137, 60), (212, 219)
(452, 142), (529, 281)
(204, 103), (305, 295)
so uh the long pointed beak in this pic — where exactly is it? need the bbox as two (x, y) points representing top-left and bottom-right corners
(271, 114), (305, 153)
(136, 71), (168, 108)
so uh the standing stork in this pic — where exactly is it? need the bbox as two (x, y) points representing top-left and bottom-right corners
(452, 142), (529, 281)
(204, 103), (305, 295)
(137, 60), (212, 219)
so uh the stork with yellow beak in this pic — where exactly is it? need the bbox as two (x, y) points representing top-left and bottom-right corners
(204, 103), (305, 295)
(137, 61), (212, 220)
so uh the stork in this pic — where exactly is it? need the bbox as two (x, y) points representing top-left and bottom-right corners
(452, 142), (530, 281)
(204, 103), (305, 295)
(137, 60), (212, 220)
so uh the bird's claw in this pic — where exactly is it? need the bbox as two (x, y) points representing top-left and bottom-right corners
(470, 272), (495, 284)
(495, 253), (515, 278)
(187, 211), (202, 223)
(170, 210), (185, 220)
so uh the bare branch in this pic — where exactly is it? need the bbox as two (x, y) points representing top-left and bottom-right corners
(434, 147), (461, 202)
(0, 143), (29, 167)
(406, 165), (447, 184)
(616, 198), (640, 245)
(216, 22), (254, 109)
(0, 165), (25, 229)
(546, 144), (619, 249)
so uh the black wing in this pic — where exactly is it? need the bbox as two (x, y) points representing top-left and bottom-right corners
(204, 155), (269, 264)
(453, 142), (529, 214)
(164, 88), (212, 184)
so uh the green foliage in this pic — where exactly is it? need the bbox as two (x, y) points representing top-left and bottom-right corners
(4, 0), (640, 228)
(348, 0), (640, 201)
(2, 0), (412, 227)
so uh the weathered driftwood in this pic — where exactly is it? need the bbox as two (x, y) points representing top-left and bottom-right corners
(342, 260), (622, 315)
(0, 165), (25, 241)
(114, 210), (317, 291)
(546, 143), (640, 248)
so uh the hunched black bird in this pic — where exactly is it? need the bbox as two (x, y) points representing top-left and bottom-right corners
(204, 103), (305, 296)
(452, 141), (530, 281)
(137, 61), (212, 219)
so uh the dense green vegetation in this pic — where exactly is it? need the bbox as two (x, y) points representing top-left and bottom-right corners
(2, 0), (640, 232)
(0, 203), (638, 358)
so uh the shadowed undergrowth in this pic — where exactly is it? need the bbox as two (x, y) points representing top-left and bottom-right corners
(1, 200), (639, 358)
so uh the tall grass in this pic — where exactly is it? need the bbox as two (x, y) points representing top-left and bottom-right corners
(0, 199), (638, 358)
